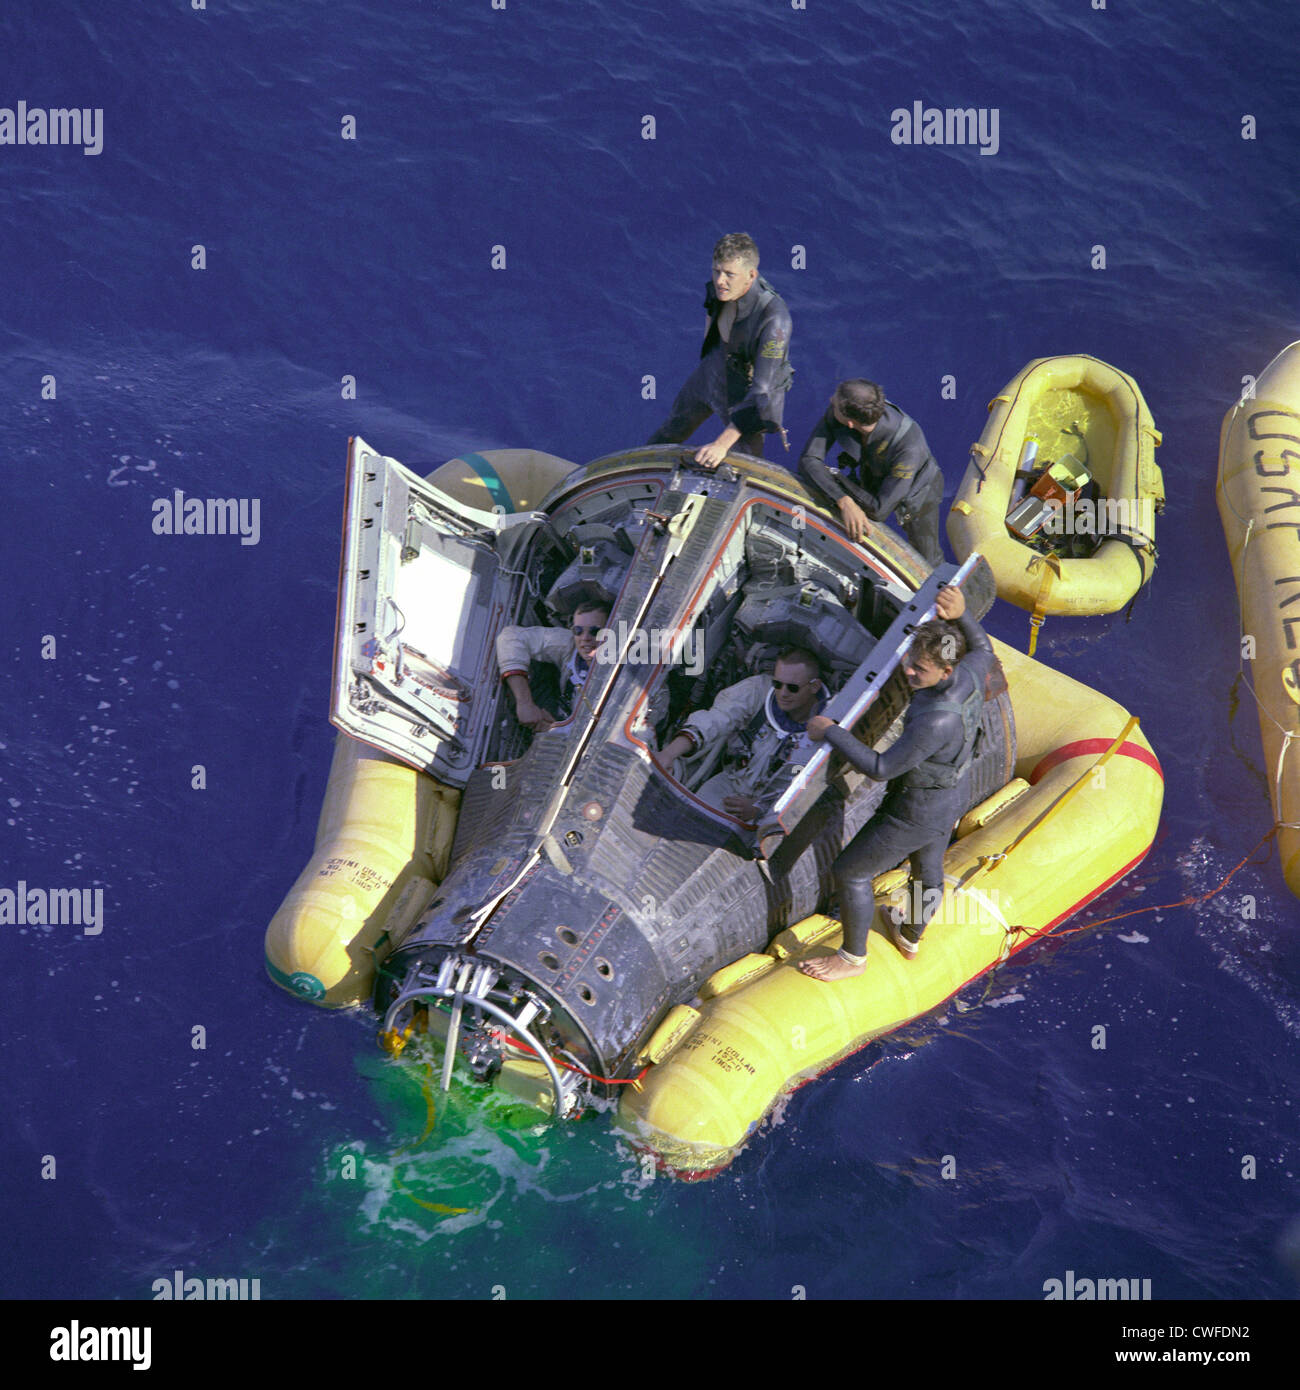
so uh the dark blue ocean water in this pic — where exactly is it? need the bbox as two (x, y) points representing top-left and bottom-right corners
(3, 0), (1298, 1315)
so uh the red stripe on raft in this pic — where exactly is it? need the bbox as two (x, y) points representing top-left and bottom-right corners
(1029, 739), (1164, 785)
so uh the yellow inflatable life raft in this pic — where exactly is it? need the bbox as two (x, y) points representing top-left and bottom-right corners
(947, 355), (1164, 653)
(617, 638), (1163, 1176)
(1216, 340), (1300, 897)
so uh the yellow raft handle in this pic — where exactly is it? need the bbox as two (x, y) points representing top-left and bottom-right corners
(1026, 553), (1061, 657)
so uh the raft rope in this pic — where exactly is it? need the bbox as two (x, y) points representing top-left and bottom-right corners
(970, 441), (993, 495)
(948, 702), (1276, 1008)
(958, 824), (1278, 1012)
(967, 393), (1017, 497)
(1044, 824), (1278, 939)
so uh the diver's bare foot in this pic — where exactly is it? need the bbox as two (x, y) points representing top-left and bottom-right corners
(798, 951), (866, 981)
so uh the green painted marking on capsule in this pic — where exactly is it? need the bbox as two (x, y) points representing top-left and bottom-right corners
(460, 452), (514, 514)
(265, 956), (326, 1000)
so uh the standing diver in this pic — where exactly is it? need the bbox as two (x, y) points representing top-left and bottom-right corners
(799, 582), (997, 978)
(648, 232), (793, 465)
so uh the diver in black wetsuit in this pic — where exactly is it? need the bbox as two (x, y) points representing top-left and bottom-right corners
(799, 583), (995, 979)
(648, 232), (793, 465)
(798, 378), (945, 568)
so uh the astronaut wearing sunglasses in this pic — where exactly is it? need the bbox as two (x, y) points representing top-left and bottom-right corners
(496, 601), (610, 732)
(653, 648), (828, 823)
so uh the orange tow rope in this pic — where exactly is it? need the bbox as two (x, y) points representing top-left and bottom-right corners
(1047, 826), (1278, 939)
